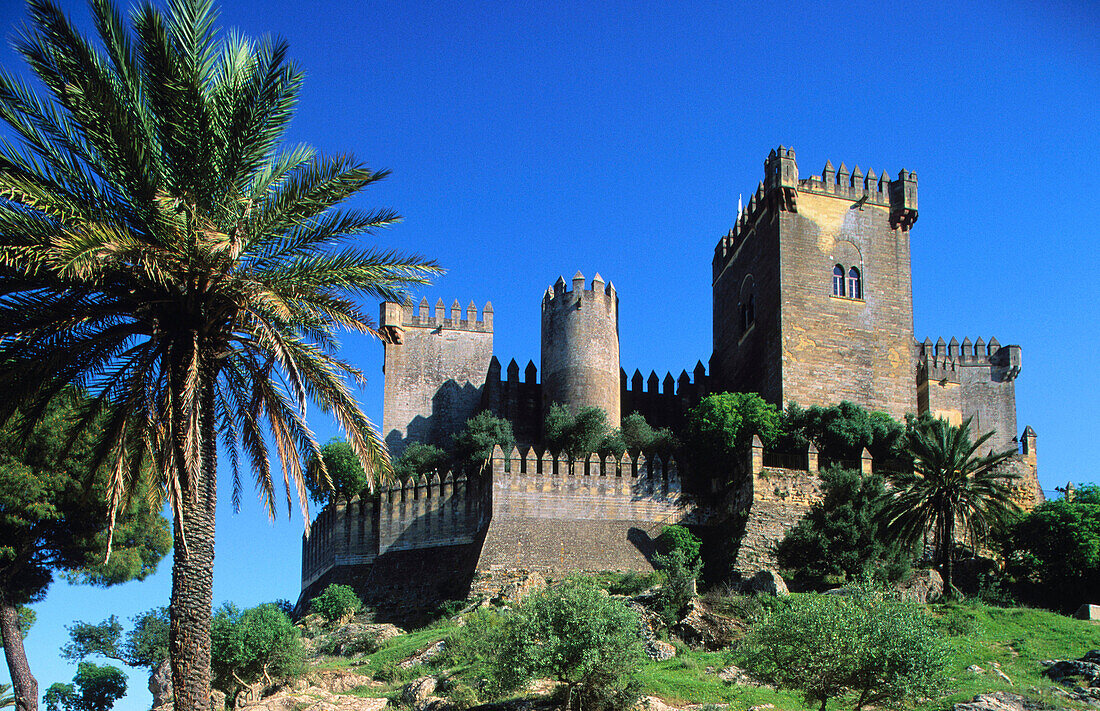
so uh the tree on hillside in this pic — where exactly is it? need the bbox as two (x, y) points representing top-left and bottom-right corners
(0, 1), (440, 709)
(42, 664), (126, 711)
(0, 394), (170, 711)
(878, 417), (1018, 596)
(1003, 493), (1100, 612)
(62, 607), (169, 678)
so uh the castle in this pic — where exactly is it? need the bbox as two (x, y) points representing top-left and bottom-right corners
(298, 147), (1042, 613)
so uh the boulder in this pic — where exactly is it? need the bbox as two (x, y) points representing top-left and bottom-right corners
(398, 640), (446, 669)
(1075, 605), (1100, 621)
(743, 570), (788, 597)
(671, 600), (740, 651)
(896, 568), (944, 604)
(211, 691), (227, 710)
(644, 640), (676, 661)
(496, 571), (547, 605)
(1042, 659), (1100, 684)
(716, 665), (764, 687)
(401, 677), (438, 708)
(325, 623), (404, 656)
(312, 670), (373, 694)
(952, 692), (1055, 711)
(150, 659), (173, 708)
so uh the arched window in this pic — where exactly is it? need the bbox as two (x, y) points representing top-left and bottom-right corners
(740, 293), (755, 332)
(847, 267), (862, 300)
(832, 265), (845, 297)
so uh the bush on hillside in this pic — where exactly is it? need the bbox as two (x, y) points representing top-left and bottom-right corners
(737, 582), (948, 711)
(656, 525), (702, 567)
(1003, 493), (1100, 612)
(310, 584), (363, 623)
(775, 466), (910, 590)
(488, 581), (644, 711)
(210, 603), (304, 699)
(653, 548), (702, 624)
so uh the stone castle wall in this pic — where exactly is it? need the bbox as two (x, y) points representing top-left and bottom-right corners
(477, 446), (698, 573)
(380, 299), (494, 455)
(541, 273), (621, 425)
(917, 337), (1022, 452)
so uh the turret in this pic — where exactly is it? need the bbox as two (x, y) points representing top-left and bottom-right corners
(541, 271), (621, 429)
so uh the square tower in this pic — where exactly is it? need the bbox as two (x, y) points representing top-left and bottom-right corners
(711, 147), (919, 421)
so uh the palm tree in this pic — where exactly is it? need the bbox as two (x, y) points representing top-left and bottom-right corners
(879, 416), (1019, 596)
(0, 1), (439, 710)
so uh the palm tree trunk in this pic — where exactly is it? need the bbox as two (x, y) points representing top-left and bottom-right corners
(942, 515), (955, 598)
(0, 601), (37, 711)
(169, 361), (218, 711)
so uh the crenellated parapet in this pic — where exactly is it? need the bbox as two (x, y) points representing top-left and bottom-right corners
(621, 361), (710, 430)
(917, 336), (1021, 383)
(483, 356), (542, 445)
(381, 297), (493, 338)
(713, 146), (920, 280)
(301, 469), (491, 590)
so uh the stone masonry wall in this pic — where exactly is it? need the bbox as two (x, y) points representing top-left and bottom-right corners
(541, 272), (621, 427)
(380, 299), (494, 454)
(776, 177), (917, 421)
(476, 445), (696, 574)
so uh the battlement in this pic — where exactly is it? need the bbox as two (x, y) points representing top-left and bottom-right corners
(917, 336), (1022, 382)
(543, 271), (617, 307)
(488, 443), (682, 485)
(381, 297), (494, 335)
(713, 146), (920, 279)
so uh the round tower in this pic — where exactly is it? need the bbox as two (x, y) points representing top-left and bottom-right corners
(540, 271), (621, 428)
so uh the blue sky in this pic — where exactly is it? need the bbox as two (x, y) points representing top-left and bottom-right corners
(1, 0), (1098, 708)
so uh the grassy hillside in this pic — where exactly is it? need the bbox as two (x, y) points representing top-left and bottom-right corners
(304, 595), (1100, 711)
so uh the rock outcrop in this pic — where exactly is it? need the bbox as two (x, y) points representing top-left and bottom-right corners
(896, 568), (944, 604)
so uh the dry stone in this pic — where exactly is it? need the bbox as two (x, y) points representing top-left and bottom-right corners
(1076, 605), (1100, 621)
(952, 692), (1057, 711)
(644, 640), (676, 661)
(401, 677), (438, 708)
(896, 568), (944, 604)
(742, 570), (788, 597)
(399, 640), (446, 669)
(672, 600), (739, 650)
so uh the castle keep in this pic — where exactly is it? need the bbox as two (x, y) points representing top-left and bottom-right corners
(299, 147), (1042, 611)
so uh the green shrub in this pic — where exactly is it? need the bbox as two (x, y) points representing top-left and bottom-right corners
(489, 581), (644, 711)
(392, 442), (450, 481)
(686, 393), (780, 482)
(737, 582), (949, 711)
(1003, 495), (1100, 612)
(453, 411), (515, 468)
(211, 603), (305, 698)
(310, 584), (363, 623)
(776, 466), (910, 590)
(592, 571), (659, 596)
(656, 525), (702, 566)
(305, 439), (371, 503)
(653, 548), (702, 624)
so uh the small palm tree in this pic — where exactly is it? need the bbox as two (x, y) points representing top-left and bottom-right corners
(0, 1), (439, 710)
(879, 416), (1019, 596)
